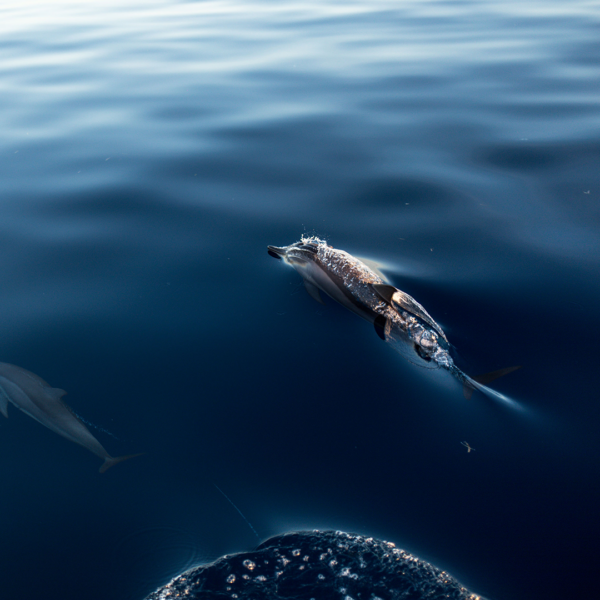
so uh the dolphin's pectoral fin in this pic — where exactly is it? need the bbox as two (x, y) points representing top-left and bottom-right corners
(374, 315), (387, 341)
(463, 366), (522, 399)
(304, 280), (325, 305)
(0, 390), (8, 418)
(372, 284), (448, 343)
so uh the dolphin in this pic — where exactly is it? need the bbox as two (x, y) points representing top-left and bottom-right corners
(267, 236), (520, 400)
(0, 362), (141, 472)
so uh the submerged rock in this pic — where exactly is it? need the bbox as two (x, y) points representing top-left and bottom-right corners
(145, 530), (486, 600)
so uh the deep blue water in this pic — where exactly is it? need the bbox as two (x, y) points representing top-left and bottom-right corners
(1, 1), (599, 598)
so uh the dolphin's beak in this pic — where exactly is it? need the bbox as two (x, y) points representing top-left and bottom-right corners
(267, 245), (285, 260)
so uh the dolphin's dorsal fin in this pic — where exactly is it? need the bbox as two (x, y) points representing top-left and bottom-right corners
(372, 283), (396, 304)
(44, 387), (68, 401)
(372, 284), (448, 343)
(304, 280), (325, 305)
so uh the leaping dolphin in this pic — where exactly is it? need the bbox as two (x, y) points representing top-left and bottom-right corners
(0, 362), (142, 472)
(267, 236), (520, 400)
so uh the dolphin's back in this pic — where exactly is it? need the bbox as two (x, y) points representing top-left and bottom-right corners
(0, 362), (65, 398)
(313, 245), (386, 319)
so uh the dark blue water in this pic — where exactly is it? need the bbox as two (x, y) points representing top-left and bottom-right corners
(1, 1), (599, 598)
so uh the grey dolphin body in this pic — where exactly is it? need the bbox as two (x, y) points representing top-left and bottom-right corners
(0, 362), (141, 472)
(268, 236), (519, 399)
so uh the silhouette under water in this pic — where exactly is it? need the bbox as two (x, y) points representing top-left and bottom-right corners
(0, 362), (140, 472)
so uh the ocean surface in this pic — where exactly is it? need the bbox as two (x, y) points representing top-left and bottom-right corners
(1, 1), (599, 599)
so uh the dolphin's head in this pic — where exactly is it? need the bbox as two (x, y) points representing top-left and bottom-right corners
(267, 238), (323, 268)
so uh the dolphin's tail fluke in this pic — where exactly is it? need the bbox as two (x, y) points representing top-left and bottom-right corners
(462, 366), (522, 400)
(99, 452), (144, 473)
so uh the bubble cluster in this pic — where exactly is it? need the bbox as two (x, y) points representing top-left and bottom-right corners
(145, 530), (485, 600)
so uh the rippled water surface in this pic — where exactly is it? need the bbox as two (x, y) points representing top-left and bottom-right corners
(1, 1), (599, 599)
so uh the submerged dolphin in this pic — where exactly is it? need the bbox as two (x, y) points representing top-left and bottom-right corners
(0, 362), (141, 472)
(267, 236), (519, 399)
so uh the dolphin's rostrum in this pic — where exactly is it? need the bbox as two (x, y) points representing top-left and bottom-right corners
(268, 236), (519, 400)
(0, 362), (141, 472)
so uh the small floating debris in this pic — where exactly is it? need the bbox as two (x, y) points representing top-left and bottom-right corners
(461, 441), (475, 453)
